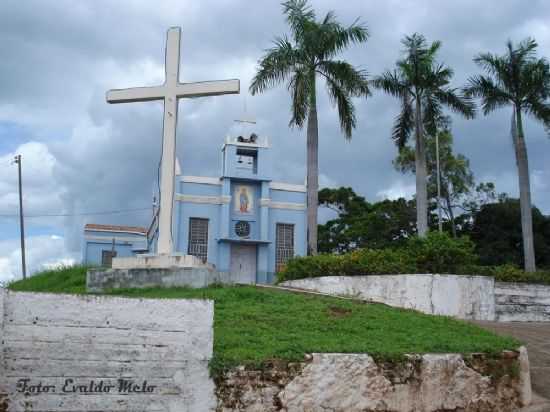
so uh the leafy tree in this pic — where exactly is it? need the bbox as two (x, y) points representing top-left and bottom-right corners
(469, 199), (550, 268)
(394, 127), (496, 237)
(374, 34), (475, 237)
(318, 187), (416, 253)
(250, 0), (370, 255)
(465, 38), (550, 272)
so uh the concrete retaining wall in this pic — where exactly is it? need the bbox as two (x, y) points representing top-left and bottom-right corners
(0, 288), (216, 412)
(217, 350), (531, 412)
(281, 275), (496, 320)
(496, 281), (550, 322)
(87, 267), (228, 292)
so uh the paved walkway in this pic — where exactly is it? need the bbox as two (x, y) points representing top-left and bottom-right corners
(475, 321), (550, 404)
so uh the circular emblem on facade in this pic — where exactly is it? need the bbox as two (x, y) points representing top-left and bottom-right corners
(235, 221), (251, 238)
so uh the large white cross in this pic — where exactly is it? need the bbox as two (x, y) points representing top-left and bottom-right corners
(106, 27), (239, 255)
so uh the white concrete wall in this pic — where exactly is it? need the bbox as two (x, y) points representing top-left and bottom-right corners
(495, 281), (550, 322)
(281, 275), (496, 320)
(0, 288), (216, 412)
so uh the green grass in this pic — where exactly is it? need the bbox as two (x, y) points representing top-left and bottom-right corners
(8, 265), (88, 294)
(9, 266), (520, 375)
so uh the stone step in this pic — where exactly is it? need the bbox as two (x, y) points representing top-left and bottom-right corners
(495, 293), (550, 306)
(520, 393), (550, 412)
(496, 304), (550, 322)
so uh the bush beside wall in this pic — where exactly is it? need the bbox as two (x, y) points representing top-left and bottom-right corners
(278, 232), (550, 285)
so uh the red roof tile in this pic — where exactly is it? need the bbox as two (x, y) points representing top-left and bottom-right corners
(84, 223), (147, 235)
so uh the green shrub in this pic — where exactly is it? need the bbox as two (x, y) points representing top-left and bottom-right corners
(406, 232), (477, 273)
(277, 231), (550, 285)
(457, 264), (550, 285)
(278, 254), (348, 282)
(278, 248), (418, 282)
(349, 248), (417, 275)
(278, 232), (477, 282)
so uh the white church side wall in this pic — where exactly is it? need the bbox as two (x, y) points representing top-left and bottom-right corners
(281, 275), (496, 320)
(0, 289), (216, 412)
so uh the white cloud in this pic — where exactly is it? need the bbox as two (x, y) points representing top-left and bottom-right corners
(319, 173), (338, 189)
(376, 180), (416, 200)
(0, 141), (64, 223)
(0, 235), (77, 282)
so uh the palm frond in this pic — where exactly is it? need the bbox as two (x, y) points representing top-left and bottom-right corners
(325, 75), (357, 139)
(520, 58), (550, 102)
(430, 63), (453, 86)
(282, 0), (315, 42)
(249, 37), (298, 95)
(473, 52), (506, 80)
(427, 40), (442, 58)
(322, 10), (336, 25)
(315, 18), (369, 60)
(422, 93), (443, 137)
(373, 70), (410, 98)
(317, 60), (370, 97)
(464, 75), (511, 115)
(511, 38), (538, 63)
(288, 68), (311, 128)
(524, 97), (550, 130)
(400, 33), (439, 86)
(434, 87), (475, 119)
(401, 33), (427, 56)
(392, 91), (414, 148)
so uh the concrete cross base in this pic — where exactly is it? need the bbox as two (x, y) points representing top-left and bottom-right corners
(86, 264), (231, 293)
(112, 253), (213, 270)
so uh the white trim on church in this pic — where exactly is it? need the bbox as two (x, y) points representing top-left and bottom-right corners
(181, 176), (222, 185)
(175, 194), (231, 204)
(269, 182), (307, 193)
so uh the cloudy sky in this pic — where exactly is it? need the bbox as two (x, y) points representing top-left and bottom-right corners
(1, 0), (549, 281)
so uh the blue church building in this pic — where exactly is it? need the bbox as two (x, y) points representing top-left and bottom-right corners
(170, 130), (307, 283)
(82, 224), (148, 266)
(83, 128), (307, 284)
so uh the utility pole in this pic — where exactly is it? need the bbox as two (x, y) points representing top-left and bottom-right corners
(435, 133), (443, 233)
(14, 154), (27, 279)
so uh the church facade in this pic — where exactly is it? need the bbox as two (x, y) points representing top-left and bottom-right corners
(163, 132), (307, 283)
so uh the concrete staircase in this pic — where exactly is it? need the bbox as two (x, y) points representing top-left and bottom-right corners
(495, 282), (550, 322)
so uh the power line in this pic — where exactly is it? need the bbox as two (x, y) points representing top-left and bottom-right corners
(0, 207), (151, 219)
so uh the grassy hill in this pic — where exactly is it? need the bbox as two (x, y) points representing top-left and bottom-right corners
(8, 266), (519, 374)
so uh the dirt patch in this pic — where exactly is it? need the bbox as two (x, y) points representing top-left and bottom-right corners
(215, 360), (306, 411)
(327, 305), (352, 318)
(0, 393), (7, 412)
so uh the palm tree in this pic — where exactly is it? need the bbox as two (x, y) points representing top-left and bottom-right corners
(249, 0), (370, 255)
(374, 34), (475, 237)
(465, 38), (550, 272)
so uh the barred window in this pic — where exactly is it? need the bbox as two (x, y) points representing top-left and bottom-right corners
(188, 218), (209, 262)
(101, 250), (117, 267)
(276, 223), (294, 272)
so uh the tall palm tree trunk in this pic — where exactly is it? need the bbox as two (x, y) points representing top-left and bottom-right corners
(514, 108), (536, 272)
(306, 83), (319, 255)
(444, 193), (457, 238)
(415, 97), (429, 236)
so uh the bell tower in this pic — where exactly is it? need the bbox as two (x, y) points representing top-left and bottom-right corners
(221, 120), (272, 181)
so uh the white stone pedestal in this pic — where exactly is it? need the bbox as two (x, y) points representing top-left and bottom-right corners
(87, 254), (226, 293)
(112, 254), (213, 270)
